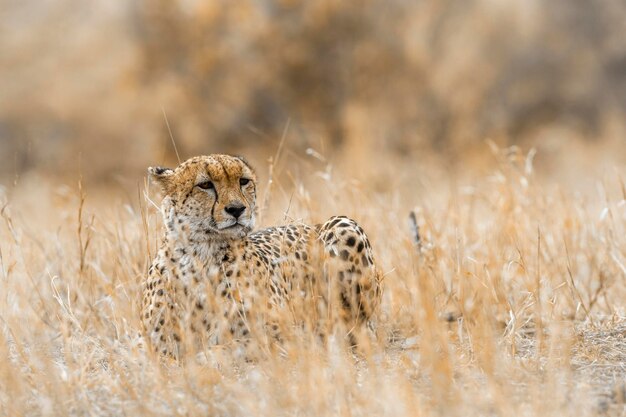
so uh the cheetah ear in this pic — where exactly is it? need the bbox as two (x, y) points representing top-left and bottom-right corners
(148, 166), (174, 192)
(235, 155), (256, 174)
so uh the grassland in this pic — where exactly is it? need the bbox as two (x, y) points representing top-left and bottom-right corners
(0, 144), (624, 416)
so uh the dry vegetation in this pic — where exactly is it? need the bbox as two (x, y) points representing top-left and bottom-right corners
(1, 0), (626, 415)
(0, 143), (624, 417)
(2, 0), (626, 179)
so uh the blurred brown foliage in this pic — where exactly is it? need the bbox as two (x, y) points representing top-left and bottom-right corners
(1, 0), (625, 180)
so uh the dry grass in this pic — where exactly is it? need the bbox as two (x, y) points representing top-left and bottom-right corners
(0, 144), (625, 417)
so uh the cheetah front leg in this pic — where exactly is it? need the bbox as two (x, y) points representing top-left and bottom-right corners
(141, 264), (183, 359)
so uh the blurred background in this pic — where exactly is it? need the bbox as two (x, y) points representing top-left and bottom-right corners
(1, 0), (625, 187)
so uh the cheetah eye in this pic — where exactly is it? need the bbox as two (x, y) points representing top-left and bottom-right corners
(197, 181), (214, 190)
(239, 178), (251, 186)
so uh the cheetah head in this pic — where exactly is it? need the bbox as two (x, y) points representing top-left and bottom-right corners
(149, 154), (257, 241)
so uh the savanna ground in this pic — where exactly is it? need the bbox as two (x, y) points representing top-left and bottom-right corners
(0, 141), (624, 417)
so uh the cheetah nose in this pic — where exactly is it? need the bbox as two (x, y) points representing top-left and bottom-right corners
(225, 204), (246, 219)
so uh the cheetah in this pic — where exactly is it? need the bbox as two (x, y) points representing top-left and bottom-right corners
(141, 154), (382, 359)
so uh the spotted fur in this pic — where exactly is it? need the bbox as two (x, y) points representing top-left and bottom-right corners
(141, 154), (382, 358)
